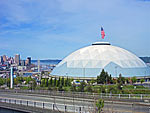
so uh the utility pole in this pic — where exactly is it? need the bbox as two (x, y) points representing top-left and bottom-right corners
(10, 67), (14, 89)
(38, 60), (40, 73)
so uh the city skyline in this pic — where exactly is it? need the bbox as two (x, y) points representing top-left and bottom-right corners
(0, 0), (150, 59)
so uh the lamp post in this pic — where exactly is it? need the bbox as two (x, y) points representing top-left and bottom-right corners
(115, 66), (118, 78)
(106, 76), (108, 96)
(10, 67), (14, 89)
(65, 72), (68, 78)
(83, 67), (85, 82)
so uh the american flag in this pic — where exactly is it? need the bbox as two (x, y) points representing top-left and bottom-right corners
(101, 27), (105, 39)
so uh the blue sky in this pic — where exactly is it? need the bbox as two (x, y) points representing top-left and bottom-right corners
(0, 0), (150, 60)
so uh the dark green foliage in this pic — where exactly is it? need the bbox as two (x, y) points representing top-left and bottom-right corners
(40, 78), (48, 87)
(140, 79), (145, 84)
(56, 77), (60, 87)
(50, 77), (53, 86)
(86, 83), (93, 92)
(64, 77), (72, 87)
(61, 77), (64, 86)
(117, 74), (125, 84)
(40, 79), (45, 87)
(16, 77), (24, 84)
(64, 78), (68, 87)
(78, 81), (86, 92)
(70, 82), (76, 92)
(98, 86), (106, 93)
(54, 77), (57, 86)
(26, 76), (33, 84)
(58, 85), (63, 91)
(131, 76), (137, 84)
(45, 79), (48, 87)
(96, 99), (104, 113)
(48, 79), (51, 87)
(67, 78), (73, 86)
(90, 79), (96, 85)
(0, 78), (5, 86)
(125, 78), (130, 84)
(97, 69), (112, 84)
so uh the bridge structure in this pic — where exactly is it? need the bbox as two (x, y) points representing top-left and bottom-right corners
(0, 89), (150, 113)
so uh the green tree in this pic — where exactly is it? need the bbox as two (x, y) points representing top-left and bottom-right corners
(16, 77), (23, 84)
(0, 78), (5, 86)
(56, 77), (61, 87)
(26, 77), (33, 84)
(96, 99), (104, 113)
(45, 78), (48, 87)
(78, 81), (86, 92)
(140, 79), (145, 84)
(97, 69), (111, 84)
(61, 77), (64, 86)
(117, 74), (125, 84)
(64, 78), (67, 87)
(125, 78), (130, 84)
(40, 79), (45, 87)
(54, 77), (57, 86)
(50, 77), (53, 86)
(67, 78), (72, 87)
(86, 83), (93, 92)
(90, 79), (96, 85)
(58, 85), (63, 91)
(70, 82), (76, 92)
(131, 77), (137, 84)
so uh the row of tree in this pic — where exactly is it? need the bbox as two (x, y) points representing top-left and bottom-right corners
(97, 69), (144, 85)
(40, 77), (72, 88)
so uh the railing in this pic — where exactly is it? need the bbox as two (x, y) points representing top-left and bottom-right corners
(0, 97), (150, 113)
(1, 89), (150, 101)
(0, 97), (95, 113)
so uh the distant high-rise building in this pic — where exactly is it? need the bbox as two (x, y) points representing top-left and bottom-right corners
(3, 55), (7, 62)
(0, 56), (3, 64)
(15, 54), (20, 65)
(25, 57), (31, 66)
(21, 60), (25, 66)
(10, 57), (14, 64)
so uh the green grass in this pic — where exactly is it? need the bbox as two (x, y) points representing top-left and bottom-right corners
(18, 84), (150, 94)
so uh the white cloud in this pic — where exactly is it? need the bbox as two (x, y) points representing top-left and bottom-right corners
(0, 0), (150, 58)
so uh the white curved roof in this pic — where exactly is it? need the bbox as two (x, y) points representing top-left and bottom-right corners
(58, 42), (146, 68)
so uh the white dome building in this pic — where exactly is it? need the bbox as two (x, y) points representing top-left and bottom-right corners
(51, 42), (150, 77)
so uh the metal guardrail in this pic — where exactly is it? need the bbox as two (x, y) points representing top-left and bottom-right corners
(0, 97), (150, 113)
(0, 97), (95, 113)
(1, 89), (150, 101)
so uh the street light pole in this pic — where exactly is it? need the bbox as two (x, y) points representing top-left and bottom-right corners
(83, 67), (85, 82)
(115, 66), (118, 78)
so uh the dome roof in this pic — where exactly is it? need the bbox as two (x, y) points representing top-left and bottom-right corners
(52, 42), (150, 77)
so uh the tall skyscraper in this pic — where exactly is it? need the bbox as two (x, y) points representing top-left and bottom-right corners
(3, 55), (7, 62)
(0, 56), (3, 64)
(26, 57), (31, 66)
(15, 54), (20, 65)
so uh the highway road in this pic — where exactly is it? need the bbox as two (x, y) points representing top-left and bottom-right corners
(0, 92), (150, 113)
